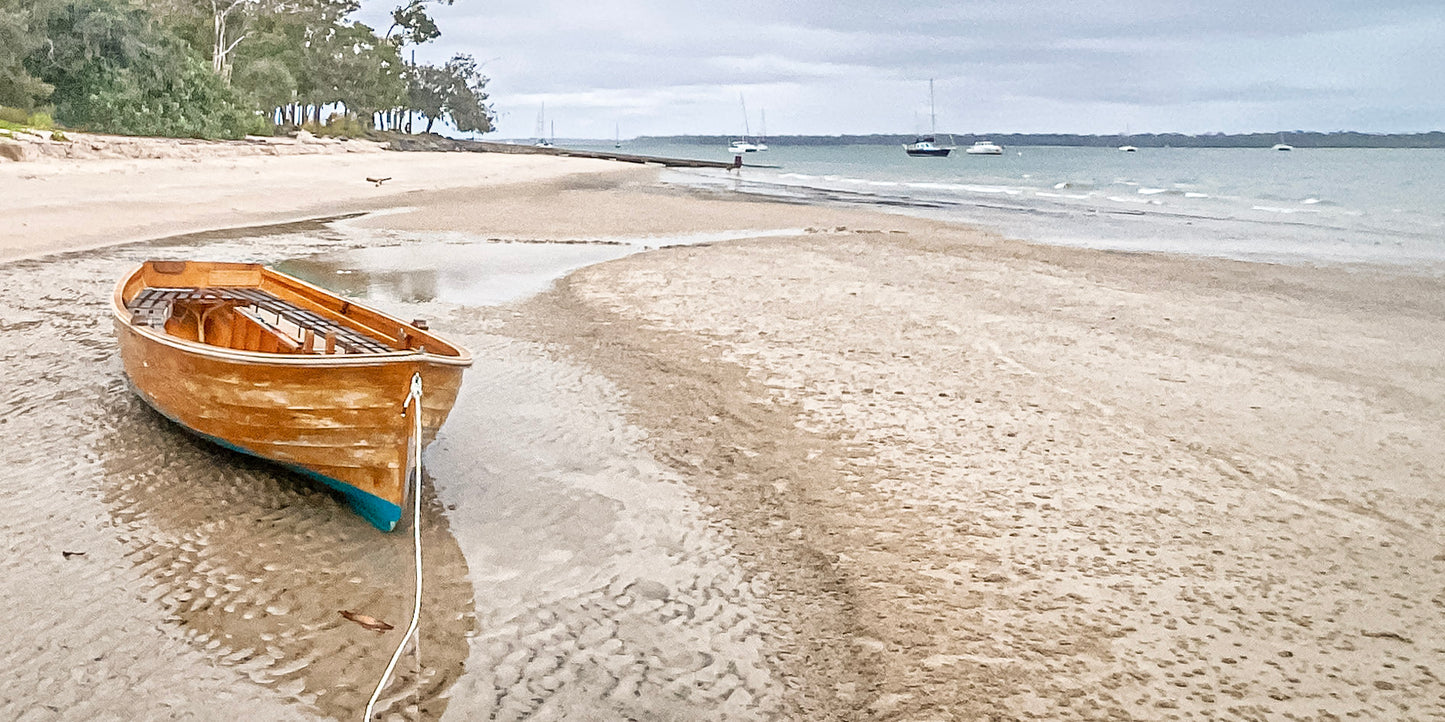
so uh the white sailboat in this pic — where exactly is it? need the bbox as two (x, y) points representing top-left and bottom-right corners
(534, 104), (553, 148)
(1118, 125), (1137, 151)
(1272, 132), (1293, 151)
(728, 95), (768, 153)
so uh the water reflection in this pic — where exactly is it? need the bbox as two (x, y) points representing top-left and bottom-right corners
(278, 240), (635, 306)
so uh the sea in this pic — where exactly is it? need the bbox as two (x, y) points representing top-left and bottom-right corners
(565, 140), (1445, 272)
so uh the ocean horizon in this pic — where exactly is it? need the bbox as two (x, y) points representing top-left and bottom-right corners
(550, 140), (1445, 272)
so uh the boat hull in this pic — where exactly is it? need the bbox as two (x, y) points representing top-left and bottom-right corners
(112, 261), (470, 531)
(905, 148), (952, 157)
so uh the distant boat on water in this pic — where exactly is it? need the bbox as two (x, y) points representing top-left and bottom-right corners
(728, 95), (768, 153)
(1272, 132), (1293, 151)
(964, 140), (1003, 155)
(535, 105), (553, 148)
(905, 79), (954, 157)
(1118, 126), (1137, 151)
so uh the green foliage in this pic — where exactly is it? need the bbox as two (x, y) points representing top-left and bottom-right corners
(233, 57), (297, 112)
(26, 0), (258, 138)
(0, 9), (54, 110)
(300, 113), (369, 138)
(405, 53), (493, 134)
(303, 22), (406, 117)
(7, 0), (486, 138)
(388, 0), (444, 46)
(0, 107), (55, 130)
(0, 106), (28, 125)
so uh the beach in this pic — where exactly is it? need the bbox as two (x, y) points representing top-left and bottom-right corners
(2, 139), (1443, 720)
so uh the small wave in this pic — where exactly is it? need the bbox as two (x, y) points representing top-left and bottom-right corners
(1251, 205), (1321, 215)
(906, 182), (1022, 195)
(1138, 187), (1170, 195)
(1108, 195), (1162, 205)
(1035, 191), (1091, 200)
(868, 181), (900, 187)
(1302, 198), (1321, 205)
(1185, 192), (1210, 199)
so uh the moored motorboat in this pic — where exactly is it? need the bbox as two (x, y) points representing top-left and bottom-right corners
(112, 260), (472, 531)
(964, 140), (1004, 155)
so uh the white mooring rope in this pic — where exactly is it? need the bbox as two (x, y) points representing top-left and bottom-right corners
(364, 372), (426, 720)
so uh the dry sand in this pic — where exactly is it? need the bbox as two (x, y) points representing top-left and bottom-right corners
(2, 145), (1443, 720)
(0, 131), (623, 263)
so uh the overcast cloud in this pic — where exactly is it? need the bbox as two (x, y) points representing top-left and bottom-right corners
(356, 0), (1445, 138)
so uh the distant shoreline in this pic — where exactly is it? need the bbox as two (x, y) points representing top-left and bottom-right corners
(634, 131), (1445, 149)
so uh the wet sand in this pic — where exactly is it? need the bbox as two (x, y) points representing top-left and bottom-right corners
(2, 154), (1444, 720)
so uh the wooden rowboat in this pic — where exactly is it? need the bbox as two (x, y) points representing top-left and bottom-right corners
(112, 260), (472, 531)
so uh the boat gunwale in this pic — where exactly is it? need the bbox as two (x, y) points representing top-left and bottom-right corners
(111, 262), (473, 369)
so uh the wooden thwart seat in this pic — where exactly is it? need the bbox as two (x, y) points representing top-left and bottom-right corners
(127, 286), (395, 354)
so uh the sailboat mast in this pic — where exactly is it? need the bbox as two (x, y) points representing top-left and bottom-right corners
(740, 93), (751, 141)
(929, 78), (937, 135)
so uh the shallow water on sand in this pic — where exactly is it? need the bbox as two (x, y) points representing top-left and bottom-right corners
(0, 221), (783, 719)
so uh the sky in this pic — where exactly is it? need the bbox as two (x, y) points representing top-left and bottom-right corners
(355, 0), (1445, 139)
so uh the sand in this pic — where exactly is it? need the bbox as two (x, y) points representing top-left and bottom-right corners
(0, 131), (624, 263)
(2, 143), (1443, 720)
(513, 222), (1445, 719)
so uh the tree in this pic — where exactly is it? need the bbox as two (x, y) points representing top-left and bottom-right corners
(25, 0), (259, 137)
(209, 0), (255, 79)
(441, 54), (492, 134)
(0, 8), (53, 110)
(404, 53), (492, 134)
(385, 0), (451, 47)
(231, 56), (294, 118)
(404, 62), (449, 132)
(304, 21), (405, 122)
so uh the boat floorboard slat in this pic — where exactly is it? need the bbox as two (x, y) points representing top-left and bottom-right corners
(128, 286), (394, 354)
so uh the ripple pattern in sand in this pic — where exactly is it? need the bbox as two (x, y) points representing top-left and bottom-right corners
(0, 230), (474, 720)
(423, 330), (784, 720)
(0, 224), (786, 720)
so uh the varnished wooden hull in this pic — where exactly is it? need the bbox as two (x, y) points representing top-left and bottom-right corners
(112, 261), (472, 531)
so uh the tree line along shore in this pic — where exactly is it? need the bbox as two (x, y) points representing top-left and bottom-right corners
(0, 0), (493, 141)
